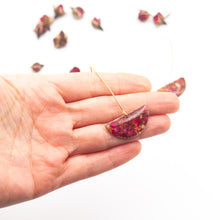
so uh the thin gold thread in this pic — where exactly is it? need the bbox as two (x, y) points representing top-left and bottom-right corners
(90, 67), (128, 116)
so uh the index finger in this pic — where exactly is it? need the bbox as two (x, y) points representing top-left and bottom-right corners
(46, 72), (151, 103)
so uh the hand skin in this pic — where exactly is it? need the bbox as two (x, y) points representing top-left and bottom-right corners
(0, 73), (179, 207)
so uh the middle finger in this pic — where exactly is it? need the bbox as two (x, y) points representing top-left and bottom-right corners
(67, 92), (179, 129)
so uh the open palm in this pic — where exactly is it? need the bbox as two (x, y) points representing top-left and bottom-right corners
(0, 73), (179, 207)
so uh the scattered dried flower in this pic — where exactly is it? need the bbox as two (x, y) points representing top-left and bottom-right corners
(31, 63), (44, 72)
(153, 12), (168, 25)
(138, 10), (150, 22)
(54, 4), (65, 18)
(92, 17), (103, 31)
(53, 31), (67, 48)
(71, 7), (84, 19)
(40, 15), (54, 27)
(70, 67), (80, 72)
(34, 15), (54, 38)
(157, 77), (186, 97)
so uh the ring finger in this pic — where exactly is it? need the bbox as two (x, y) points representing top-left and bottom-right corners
(71, 114), (171, 155)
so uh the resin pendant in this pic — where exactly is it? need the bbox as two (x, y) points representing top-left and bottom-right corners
(106, 105), (149, 139)
(90, 67), (149, 139)
(157, 77), (186, 97)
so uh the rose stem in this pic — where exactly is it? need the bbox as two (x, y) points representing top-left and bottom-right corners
(90, 67), (128, 116)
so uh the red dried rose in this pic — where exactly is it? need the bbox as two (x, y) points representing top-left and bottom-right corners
(92, 17), (103, 31)
(71, 7), (84, 19)
(31, 63), (44, 72)
(34, 15), (53, 38)
(157, 77), (186, 97)
(53, 31), (67, 48)
(54, 4), (65, 18)
(34, 23), (46, 38)
(40, 15), (53, 27)
(70, 67), (80, 72)
(105, 105), (149, 139)
(138, 10), (150, 22)
(153, 12), (168, 25)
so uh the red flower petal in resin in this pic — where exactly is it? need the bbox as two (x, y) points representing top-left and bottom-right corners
(106, 105), (149, 139)
(157, 77), (186, 97)
(70, 67), (80, 72)
(54, 4), (65, 18)
(34, 15), (53, 38)
(31, 63), (44, 72)
(53, 31), (67, 48)
(153, 12), (167, 25)
(71, 7), (84, 19)
(138, 10), (150, 22)
(92, 17), (103, 31)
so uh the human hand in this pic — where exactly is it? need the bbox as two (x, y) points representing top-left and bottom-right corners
(0, 72), (179, 207)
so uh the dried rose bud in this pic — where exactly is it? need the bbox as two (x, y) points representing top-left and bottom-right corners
(54, 4), (65, 18)
(157, 77), (186, 97)
(71, 7), (84, 19)
(153, 12), (168, 25)
(70, 67), (80, 72)
(138, 10), (150, 22)
(31, 63), (44, 72)
(34, 15), (53, 38)
(92, 17), (103, 31)
(34, 22), (46, 38)
(40, 15), (53, 28)
(53, 31), (67, 48)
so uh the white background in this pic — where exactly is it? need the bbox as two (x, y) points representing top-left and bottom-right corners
(0, 0), (220, 219)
